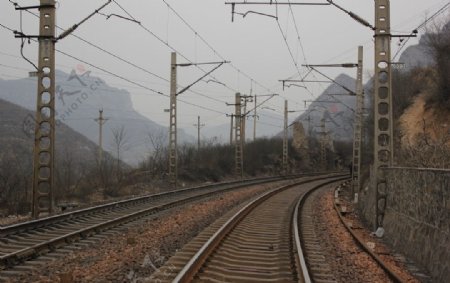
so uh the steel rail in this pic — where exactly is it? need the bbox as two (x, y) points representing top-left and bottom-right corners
(172, 174), (348, 282)
(293, 178), (350, 283)
(0, 175), (298, 238)
(293, 191), (311, 283)
(333, 185), (404, 283)
(0, 173), (323, 268)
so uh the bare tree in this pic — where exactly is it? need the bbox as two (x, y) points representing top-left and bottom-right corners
(146, 128), (168, 177)
(0, 149), (31, 215)
(111, 125), (130, 180)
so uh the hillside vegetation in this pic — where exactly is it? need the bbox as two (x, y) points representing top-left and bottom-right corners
(0, 99), (116, 215)
(395, 22), (450, 168)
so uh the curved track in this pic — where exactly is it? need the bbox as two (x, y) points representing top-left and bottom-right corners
(0, 174), (311, 275)
(150, 173), (347, 282)
(297, 181), (405, 283)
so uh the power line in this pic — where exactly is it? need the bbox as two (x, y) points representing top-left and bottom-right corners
(6, 0), (303, 114)
(0, 22), (228, 117)
(6, 0), (229, 106)
(112, 0), (236, 93)
(393, 2), (450, 60)
(57, 50), (227, 115)
(275, 19), (303, 83)
(159, 0), (275, 94)
(112, 0), (289, 114)
(286, 0), (309, 66)
(0, 22), (14, 33)
(273, 2), (319, 101)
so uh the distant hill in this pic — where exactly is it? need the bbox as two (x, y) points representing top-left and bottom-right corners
(293, 73), (357, 141)
(0, 97), (105, 162)
(0, 70), (194, 165)
(0, 98), (126, 213)
(399, 21), (450, 71)
(398, 35), (434, 71)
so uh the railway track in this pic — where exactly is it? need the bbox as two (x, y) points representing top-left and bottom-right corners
(0, 173), (321, 279)
(332, 183), (404, 282)
(150, 173), (347, 282)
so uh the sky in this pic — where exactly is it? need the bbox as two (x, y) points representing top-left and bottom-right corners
(0, 0), (449, 131)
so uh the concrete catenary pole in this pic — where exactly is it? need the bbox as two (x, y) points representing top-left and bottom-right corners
(32, 0), (56, 218)
(95, 109), (108, 166)
(193, 116), (205, 151)
(235, 93), (243, 178)
(373, 0), (393, 230)
(283, 100), (288, 175)
(229, 115), (234, 145)
(169, 52), (178, 188)
(253, 95), (257, 141)
(352, 46), (364, 200)
(320, 119), (327, 170)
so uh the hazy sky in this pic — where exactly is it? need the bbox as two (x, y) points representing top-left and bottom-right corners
(1, 0), (449, 131)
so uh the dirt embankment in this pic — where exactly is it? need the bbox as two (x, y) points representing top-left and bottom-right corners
(399, 93), (450, 147)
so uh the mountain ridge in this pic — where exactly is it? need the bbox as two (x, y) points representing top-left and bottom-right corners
(0, 69), (195, 165)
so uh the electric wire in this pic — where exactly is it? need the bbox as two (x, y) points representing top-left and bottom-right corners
(7, 0), (229, 106)
(7, 0), (293, 115)
(113, 0), (287, 115)
(0, 22), (229, 117)
(56, 50), (227, 115)
(159, 0), (275, 94)
(271, 1), (325, 113)
(392, 2), (450, 60)
(112, 0), (236, 93)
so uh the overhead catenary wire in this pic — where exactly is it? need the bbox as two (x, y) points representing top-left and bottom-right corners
(5, 0), (310, 118)
(56, 50), (227, 115)
(286, 0), (309, 66)
(159, 0), (309, 120)
(112, 0), (236, 94)
(112, 0), (288, 115)
(0, 22), (230, 118)
(0, 13), (310, 129)
(159, 0), (275, 94)
(8, 0), (230, 106)
(392, 2), (450, 60)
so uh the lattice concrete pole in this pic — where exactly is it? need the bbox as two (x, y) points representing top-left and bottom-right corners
(253, 95), (257, 141)
(229, 115), (234, 145)
(373, 0), (393, 229)
(241, 97), (247, 143)
(352, 46), (364, 200)
(196, 116), (201, 151)
(169, 52), (178, 188)
(283, 100), (288, 175)
(235, 93), (243, 178)
(320, 119), (327, 170)
(32, 0), (56, 218)
(94, 109), (108, 166)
